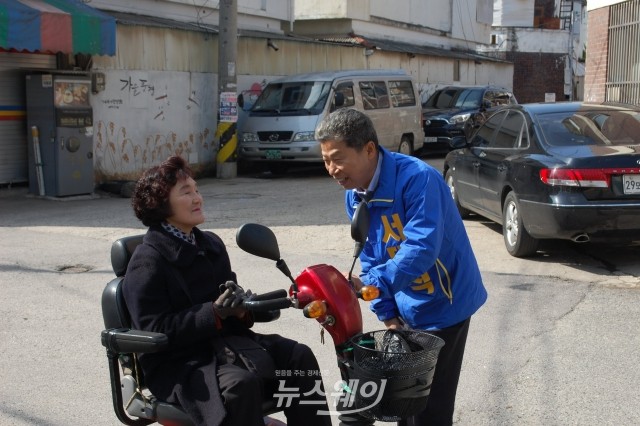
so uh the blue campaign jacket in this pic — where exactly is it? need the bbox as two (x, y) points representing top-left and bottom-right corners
(346, 147), (487, 330)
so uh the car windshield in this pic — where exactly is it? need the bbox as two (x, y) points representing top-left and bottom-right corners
(537, 109), (640, 146)
(423, 88), (483, 109)
(454, 89), (483, 108)
(423, 88), (458, 108)
(251, 81), (331, 115)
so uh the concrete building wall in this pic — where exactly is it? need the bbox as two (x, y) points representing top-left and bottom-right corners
(295, 0), (491, 47)
(296, 0), (451, 33)
(502, 28), (571, 53)
(494, 0), (535, 27)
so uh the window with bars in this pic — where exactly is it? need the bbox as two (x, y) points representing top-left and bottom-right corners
(607, 0), (640, 105)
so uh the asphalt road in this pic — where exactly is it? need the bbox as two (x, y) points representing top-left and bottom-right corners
(0, 155), (638, 425)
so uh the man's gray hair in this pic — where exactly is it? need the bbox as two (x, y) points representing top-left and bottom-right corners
(315, 108), (379, 150)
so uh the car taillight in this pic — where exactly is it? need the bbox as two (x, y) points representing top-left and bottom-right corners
(540, 168), (640, 187)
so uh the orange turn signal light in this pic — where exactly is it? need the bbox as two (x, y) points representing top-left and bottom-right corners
(359, 285), (380, 301)
(303, 300), (327, 319)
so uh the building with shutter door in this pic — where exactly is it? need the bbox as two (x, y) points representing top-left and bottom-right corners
(0, 52), (55, 184)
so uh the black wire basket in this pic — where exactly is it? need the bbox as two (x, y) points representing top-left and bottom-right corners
(345, 329), (445, 421)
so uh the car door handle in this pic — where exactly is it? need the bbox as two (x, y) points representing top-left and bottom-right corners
(473, 161), (480, 168)
(498, 164), (507, 172)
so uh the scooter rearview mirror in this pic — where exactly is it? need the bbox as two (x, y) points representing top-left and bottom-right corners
(348, 202), (370, 287)
(236, 223), (300, 297)
(351, 202), (370, 258)
(236, 223), (281, 261)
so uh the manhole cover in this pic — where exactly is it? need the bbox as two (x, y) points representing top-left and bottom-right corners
(509, 283), (535, 291)
(57, 264), (93, 273)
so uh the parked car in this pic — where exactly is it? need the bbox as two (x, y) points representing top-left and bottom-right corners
(422, 85), (517, 151)
(239, 69), (424, 173)
(443, 102), (640, 257)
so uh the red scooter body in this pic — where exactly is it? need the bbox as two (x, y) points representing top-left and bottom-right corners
(293, 264), (363, 347)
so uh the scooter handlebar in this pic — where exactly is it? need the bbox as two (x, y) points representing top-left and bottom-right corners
(243, 297), (292, 311)
(240, 289), (292, 312)
(247, 289), (288, 301)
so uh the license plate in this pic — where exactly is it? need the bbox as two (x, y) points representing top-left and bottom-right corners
(425, 137), (438, 143)
(265, 149), (281, 160)
(623, 174), (640, 194)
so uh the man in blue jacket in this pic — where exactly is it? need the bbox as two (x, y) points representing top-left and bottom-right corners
(316, 108), (487, 426)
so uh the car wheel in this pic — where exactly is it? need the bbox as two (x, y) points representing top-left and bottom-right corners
(445, 169), (470, 218)
(502, 192), (539, 257)
(398, 136), (413, 156)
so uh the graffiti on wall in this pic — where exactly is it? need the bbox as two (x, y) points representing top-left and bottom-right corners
(119, 76), (155, 97)
(92, 70), (217, 180)
(95, 121), (214, 179)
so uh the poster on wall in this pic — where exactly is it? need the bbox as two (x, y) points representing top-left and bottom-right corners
(219, 92), (238, 122)
(54, 79), (90, 108)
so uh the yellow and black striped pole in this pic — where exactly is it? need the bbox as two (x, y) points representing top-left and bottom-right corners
(215, 114), (237, 178)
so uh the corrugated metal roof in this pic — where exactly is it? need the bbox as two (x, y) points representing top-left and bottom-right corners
(104, 10), (218, 33)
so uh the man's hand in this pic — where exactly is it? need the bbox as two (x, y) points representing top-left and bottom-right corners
(383, 317), (406, 330)
(345, 274), (363, 291)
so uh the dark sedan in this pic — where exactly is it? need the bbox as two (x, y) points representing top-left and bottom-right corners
(443, 102), (640, 257)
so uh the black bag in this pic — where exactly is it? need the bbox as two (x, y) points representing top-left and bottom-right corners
(222, 335), (276, 380)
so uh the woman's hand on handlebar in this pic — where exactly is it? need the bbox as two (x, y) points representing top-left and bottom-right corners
(214, 281), (250, 319)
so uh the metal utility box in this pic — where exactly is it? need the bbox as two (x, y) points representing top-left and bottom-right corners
(26, 74), (94, 197)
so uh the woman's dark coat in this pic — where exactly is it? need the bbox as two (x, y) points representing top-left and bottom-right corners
(122, 225), (258, 426)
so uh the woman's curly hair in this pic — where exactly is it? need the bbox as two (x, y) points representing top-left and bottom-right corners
(131, 155), (194, 227)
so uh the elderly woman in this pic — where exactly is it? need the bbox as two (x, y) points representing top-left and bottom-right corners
(123, 155), (331, 426)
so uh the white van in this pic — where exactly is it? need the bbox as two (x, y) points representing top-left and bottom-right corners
(238, 69), (424, 170)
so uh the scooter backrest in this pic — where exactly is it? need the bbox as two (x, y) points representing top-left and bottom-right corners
(102, 235), (144, 330)
(102, 277), (131, 330)
(110, 234), (144, 277)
